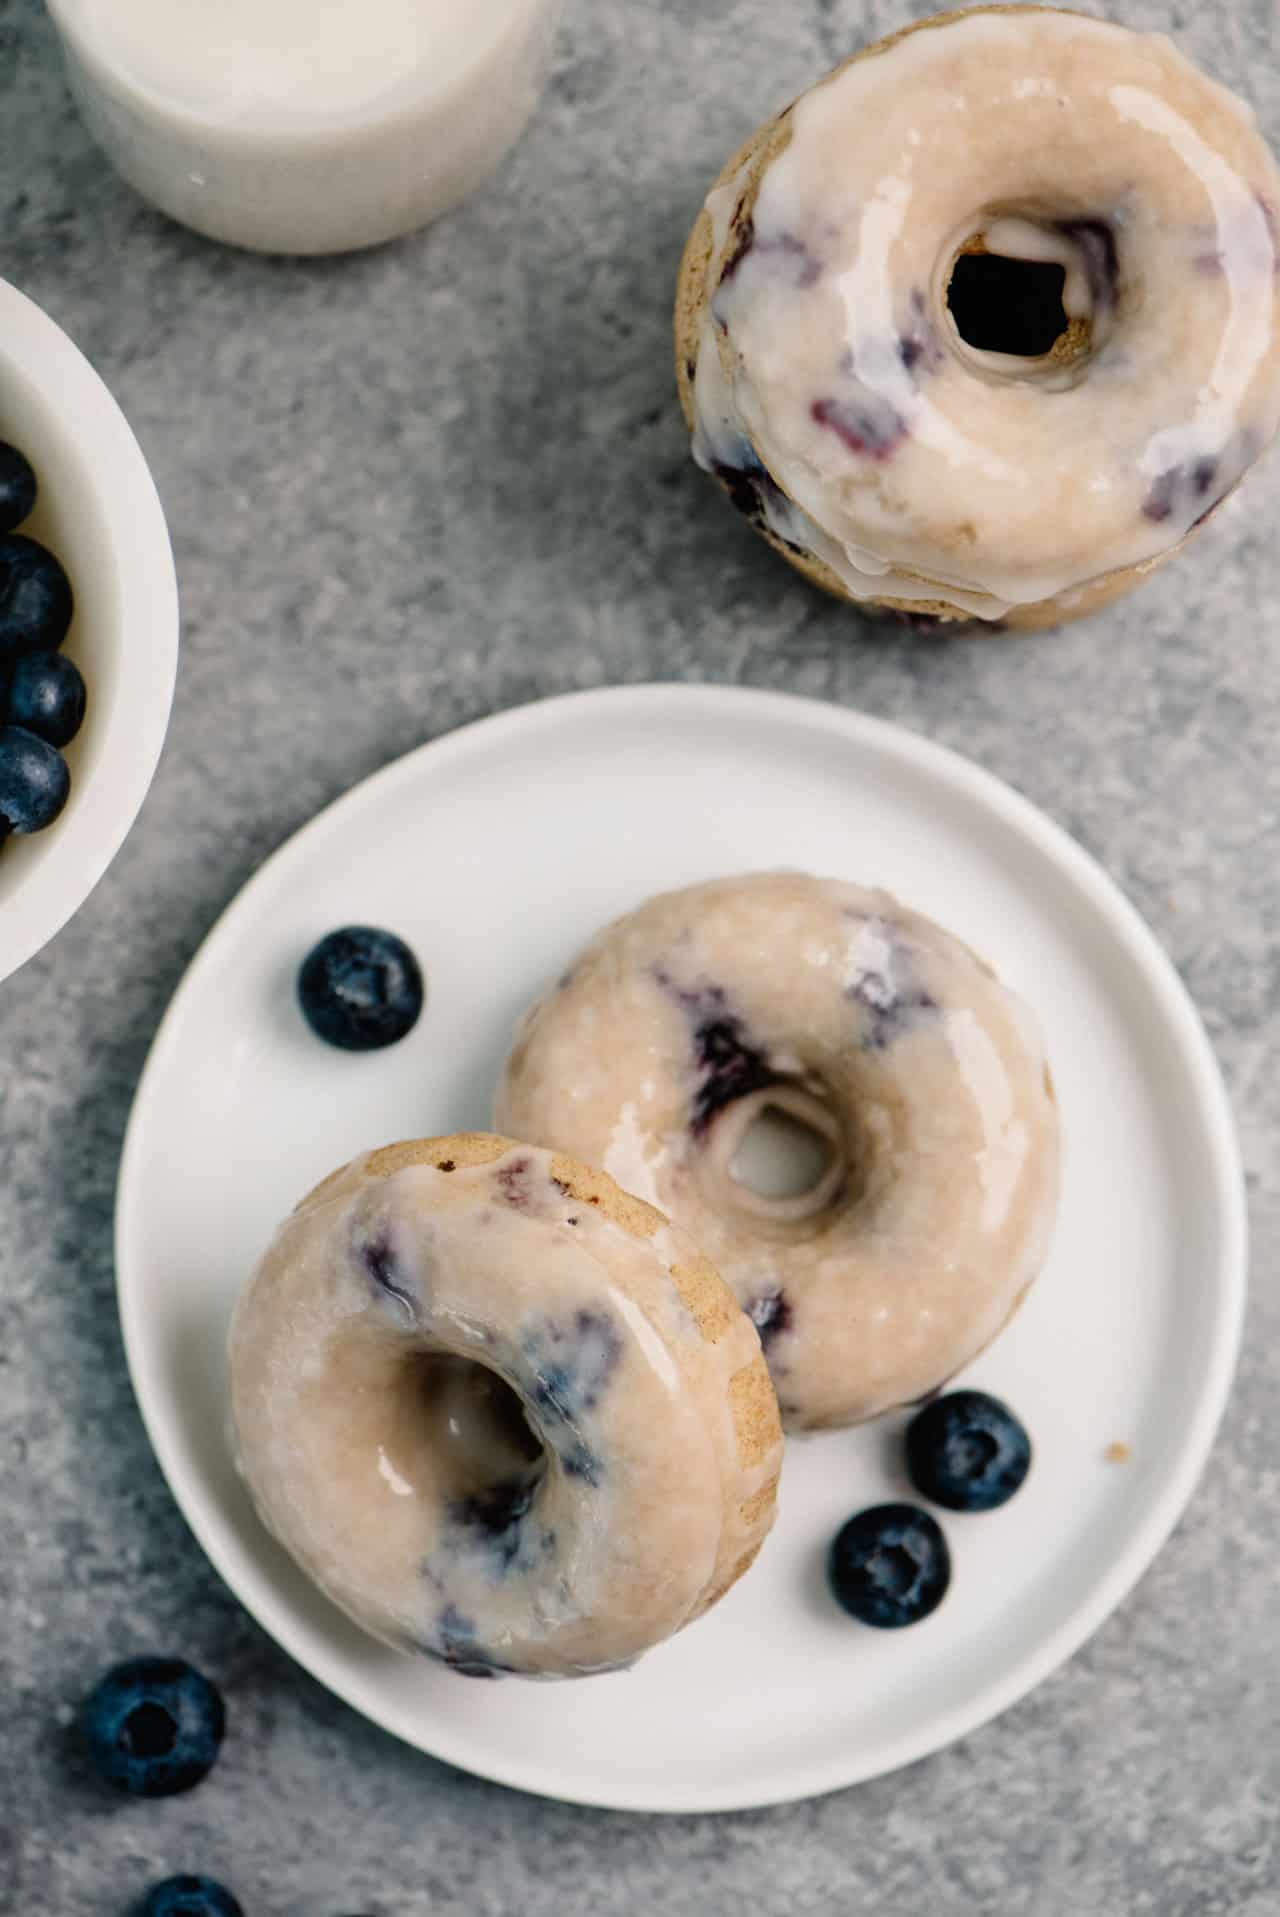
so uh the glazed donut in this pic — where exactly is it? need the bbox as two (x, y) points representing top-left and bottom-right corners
(496, 875), (1060, 1430)
(675, 6), (1280, 630)
(229, 1133), (783, 1678)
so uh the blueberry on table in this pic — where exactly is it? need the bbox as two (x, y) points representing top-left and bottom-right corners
(0, 441), (37, 534)
(81, 1656), (225, 1797)
(298, 924), (425, 1050)
(4, 649), (86, 746)
(0, 725), (70, 833)
(138, 1878), (244, 1917)
(905, 1389), (1032, 1512)
(0, 533), (73, 659)
(828, 1502), (951, 1628)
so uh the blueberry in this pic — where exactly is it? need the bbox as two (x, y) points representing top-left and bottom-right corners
(0, 725), (70, 833)
(0, 442), (37, 534)
(828, 1502), (950, 1628)
(138, 1877), (244, 1917)
(4, 649), (86, 746)
(0, 533), (73, 660)
(297, 924), (424, 1050)
(82, 1656), (225, 1797)
(905, 1389), (1032, 1512)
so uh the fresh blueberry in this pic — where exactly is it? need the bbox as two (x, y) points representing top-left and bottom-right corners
(82, 1656), (225, 1797)
(828, 1502), (951, 1628)
(0, 725), (70, 832)
(0, 442), (37, 534)
(4, 649), (86, 746)
(297, 924), (424, 1050)
(138, 1877), (244, 1917)
(905, 1389), (1032, 1512)
(0, 533), (73, 661)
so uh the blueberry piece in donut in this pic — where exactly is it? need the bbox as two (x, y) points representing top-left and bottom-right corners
(691, 1010), (777, 1133)
(675, 7), (1280, 629)
(1142, 457), (1220, 526)
(229, 1134), (783, 1677)
(359, 1231), (417, 1318)
(810, 393), (908, 463)
(711, 457), (770, 527)
(523, 1307), (623, 1484)
(746, 1288), (792, 1350)
(433, 1603), (500, 1678)
(655, 968), (779, 1134)
(847, 964), (938, 1049)
(496, 874), (1061, 1430)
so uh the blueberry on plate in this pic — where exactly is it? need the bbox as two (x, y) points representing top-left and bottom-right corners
(828, 1502), (951, 1628)
(0, 533), (74, 660)
(0, 441), (37, 535)
(0, 725), (70, 833)
(138, 1877), (244, 1917)
(297, 924), (425, 1051)
(82, 1656), (225, 1797)
(905, 1388), (1032, 1512)
(4, 649), (86, 747)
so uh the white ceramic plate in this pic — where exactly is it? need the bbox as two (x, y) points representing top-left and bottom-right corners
(115, 684), (1246, 1813)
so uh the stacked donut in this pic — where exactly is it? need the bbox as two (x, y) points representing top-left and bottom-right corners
(231, 873), (1059, 1678)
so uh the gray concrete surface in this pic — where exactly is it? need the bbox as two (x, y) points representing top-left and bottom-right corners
(3, 0), (1278, 1910)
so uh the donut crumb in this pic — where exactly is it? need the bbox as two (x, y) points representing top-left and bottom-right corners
(1104, 1441), (1131, 1464)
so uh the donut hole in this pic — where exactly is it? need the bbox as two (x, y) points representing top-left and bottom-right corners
(947, 250), (1069, 358)
(407, 1351), (546, 1507)
(730, 1103), (835, 1202)
(708, 1083), (849, 1226)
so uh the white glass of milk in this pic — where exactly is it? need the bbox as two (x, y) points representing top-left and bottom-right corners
(44, 0), (563, 254)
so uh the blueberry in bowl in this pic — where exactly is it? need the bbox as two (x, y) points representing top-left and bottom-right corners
(0, 439), (37, 534)
(0, 725), (70, 834)
(298, 925), (425, 1050)
(138, 1878), (244, 1917)
(905, 1388), (1032, 1512)
(4, 649), (86, 747)
(82, 1656), (225, 1797)
(828, 1502), (951, 1628)
(0, 531), (73, 661)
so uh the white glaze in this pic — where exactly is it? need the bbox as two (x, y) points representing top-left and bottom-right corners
(689, 9), (1280, 618)
(497, 874), (1061, 1429)
(47, 0), (561, 253)
(230, 1141), (781, 1676)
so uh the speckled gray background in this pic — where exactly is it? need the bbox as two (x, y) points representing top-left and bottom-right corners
(4, 0), (1278, 1910)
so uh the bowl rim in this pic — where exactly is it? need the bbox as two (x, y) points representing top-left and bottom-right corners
(0, 276), (179, 984)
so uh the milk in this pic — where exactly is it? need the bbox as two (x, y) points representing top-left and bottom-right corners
(45, 0), (562, 253)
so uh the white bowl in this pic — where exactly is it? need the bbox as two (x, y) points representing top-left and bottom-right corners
(0, 278), (178, 984)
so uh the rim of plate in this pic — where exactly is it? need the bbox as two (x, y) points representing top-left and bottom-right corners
(114, 683), (1248, 1812)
